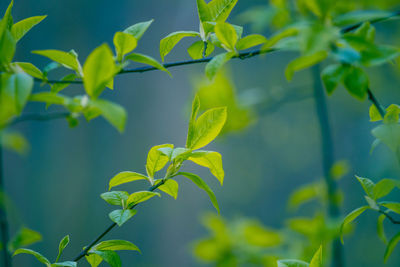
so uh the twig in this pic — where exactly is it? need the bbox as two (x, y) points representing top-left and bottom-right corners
(367, 89), (385, 118)
(73, 179), (165, 262)
(379, 209), (400, 225)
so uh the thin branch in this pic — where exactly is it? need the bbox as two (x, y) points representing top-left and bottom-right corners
(0, 138), (12, 267)
(379, 209), (400, 225)
(73, 179), (165, 262)
(7, 111), (70, 127)
(367, 88), (385, 117)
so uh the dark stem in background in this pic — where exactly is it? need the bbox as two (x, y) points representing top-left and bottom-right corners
(311, 65), (344, 267)
(8, 111), (70, 127)
(73, 180), (165, 262)
(0, 137), (11, 267)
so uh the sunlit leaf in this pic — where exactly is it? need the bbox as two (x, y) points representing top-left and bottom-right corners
(215, 22), (237, 51)
(125, 53), (171, 76)
(340, 206), (369, 243)
(13, 248), (51, 266)
(90, 250), (121, 267)
(123, 19), (153, 40)
(285, 51), (328, 81)
(126, 191), (160, 207)
(146, 144), (174, 178)
(101, 191), (129, 207)
(188, 151), (224, 185)
(109, 209), (137, 227)
(11, 15), (46, 42)
(159, 31), (199, 61)
(32, 49), (83, 76)
(90, 98), (127, 132)
(108, 171), (148, 191)
(156, 179), (179, 199)
(384, 231), (400, 263)
(113, 32), (137, 62)
(236, 34), (267, 50)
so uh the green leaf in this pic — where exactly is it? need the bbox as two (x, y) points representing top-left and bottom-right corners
(261, 28), (298, 50)
(109, 209), (137, 227)
(384, 104), (400, 124)
(13, 248), (51, 266)
(343, 66), (368, 100)
(340, 206), (369, 243)
(90, 98), (126, 132)
(205, 52), (235, 80)
(85, 254), (102, 267)
(373, 179), (400, 200)
(365, 195), (379, 210)
(157, 179), (179, 199)
(1, 131), (29, 155)
(187, 41), (214, 60)
(188, 151), (224, 185)
(14, 62), (44, 79)
(361, 45), (400, 67)
(108, 172), (148, 191)
(377, 214), (387, 244)
(384, 231), (400, 263)
(288, 182), (321, 211)
(236, 34), (267, 50)
(123, 20), (153, 41)
(310, 245), (322, 267)
(113, 32), (137, 62)
(380, 202), (400, 214)
(159, 31), (199, 61)
(196, 0), (211, 23)
(90, 250), (121, 267)
(333, 10), (392, 27)
(186, 95), (201, 148)
(1, 72), (33, 116)
(7, 227), (42, 252)
(92, 240), (140, 252)
(187, 107), (227, 150)
(208, 0), (238, 22)
(355, 175), (375, 197)
(146, 144), (174, 178)
(277, 260), (309, 267)
(56, 235), (70, 262)
(83, 44), (117, 98)
(11, 15), (46, 42)
(32, 49), (83, 76)
(170, 147), (192, 161)
(51, 261), (77, 267)
(126, 191), (160, 207)
(101, 191), (129, 206)
(178, 172), (220, 213)
(214, 22), (237, 51)
(125, 53), (171, 76)
(29, 92), (68, 105)
(321, 64), (346, 95)
(372, 124), (400, 161)
(285, 51), (328, 81)
(369, 104), (383, 122)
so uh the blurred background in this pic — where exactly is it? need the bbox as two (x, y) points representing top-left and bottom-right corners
(2, 0), (400, 266)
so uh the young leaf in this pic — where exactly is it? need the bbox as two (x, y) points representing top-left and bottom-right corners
(214, 22), (237, 51)
(285, 51), (328, 81)
(369, 104), (383, 122)
(377, 214), (387, 244)
(101, 191), (129, 206)
(109, 209), (137, 227)
(13, 248), (51, 266)
(205, 52), (235, 80)
(340, 206), (369, 243)
(83, 44), (117, 98)
(355, 175), (375, 198)
(178, 172), (220, 213)
(208, 0), (238, 22)
(7, 227), (42, 252)
(321, 64), (346, 95)
(85, 253), (102, 267)
(187, 41), (214, 60)
(90, 250), (121, 267)
(157, 179), (179, 199)
(56, 235), (70, 262)
(188, 151), (224, 185)
(146, 144), (174, 178)
(186, 95), (201, 148)
(384, 104), (400, 124)
(92, 240), (140, 252)
(159, 31), (199, 61)
(343, 66), (368, 100)
(126, 191), (161, 207)
(108, 171), (148, 191)
(373, 179), (400, 200)
(11, 15), (46, 42)
(125, 53), (171, 76)
(236, 34), (267, 50)
(123, 19), (153, 40)
(380, 202), (400, 214)
(288, 182), (321, 211)
(32, 49), (83, 76)
(261, 28), (298, 50)
(277, 260), (308, 267)
(196, 0), (211, 23)
(384, 231), (400, 263)
(113, 32), (137, 62)
(14, 62), (44, 79)
(371, 124), (400, 162)
(90, 98), (127, 132)
(29, 92), (68, 105)
(310, 245), (323, 267)
(0, 29), (16, 68)
(4, 71), (34, 114)
(187, 107), (227, 150)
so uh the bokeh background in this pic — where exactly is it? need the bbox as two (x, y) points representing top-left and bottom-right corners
(2, 0), (400, 266)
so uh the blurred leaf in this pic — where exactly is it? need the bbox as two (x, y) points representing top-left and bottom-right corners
(109, 209), (137, 227)
(126, 191), (160, 207)
(355, 175), (375, 197)
(277, 260), (308, 267)
(92, 240), (140, 252)
(8, 227), (42, 252)
(83, 44), (117, 98)
(205, 52), (235, 80)
(32, 49), (82, 76)
(1, 131), (29, 155)
(189, 151), (224, 185)
(29, 92), (68, 105)
(262, 28), (298, 50)
(215, 22), (237, 51)
(236, 34), (267, 50)
(309, 246), (322, 267)
(13, 248), (51, 266)
(85, 253), (102, 267)
(365, 195), (379, 210)
(178, 172), (219, 213)
(0, 30), (16, 68)
(187, 40), (214, 59)
(125, 53), (171, 76)
(380, 202), (400, 214)
(146, 144), (174, 178)
(243, 221), (281, 247)
(123, 19), (153, 40)
(285, 51), (327, 81)
(90, 250), (121, 267)
(369, 104), (383, 122)
(373, 179), (400, 200)
(288, 182), (321, 211)
(361, 45), (400, 67)
(208, 0), (238, 22)
(11, 15), (46, 42)
(108, 171), (148, 191)
(330, 160), (350, 180)
(0, 72), (33, 116)
(377, 214), (387, 244)
(384, 104), (400, 124)
(321, 64), (346, 95)
(159, 31), (199, 61)
(372, 124), (400, 162)
(340, 206), (369, 243)
(14, 62), (43, 79)
(113, 32), (137, 62)
(333, 10), (392, 27)
(90, 98), (126, 132)
(384, 231), (400, 263)
(343, 66), (368, 100)
(101, 191), (129, 207)
(157, 179), (179, 199)
(55, 235), (70, 262)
